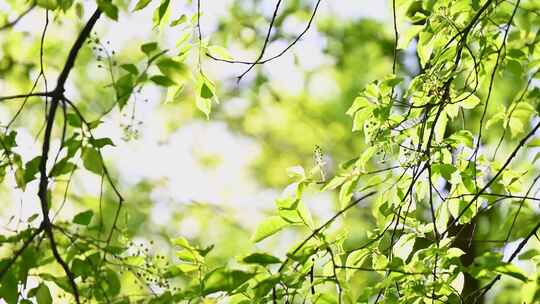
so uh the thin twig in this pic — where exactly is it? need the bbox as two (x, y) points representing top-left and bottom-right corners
(236, 0), (283, 81)
(0, 3), (35, 31)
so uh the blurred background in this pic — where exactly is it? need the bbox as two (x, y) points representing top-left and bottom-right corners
(3, 0), (540, 302)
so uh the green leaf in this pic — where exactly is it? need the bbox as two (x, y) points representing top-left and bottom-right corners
(156, 58), (184, 79)
(88, 120), (102, 129)
(397, 25), (423, 49)
(97, 0), (119, 20)
(163, 265), (185, 278)
(448, 130), (473, 148)
(23, 156), (42, 184)
(1, 131), (17, 150)
(165, 84), (185, 103)
(393, 233), (415, 260)
(15, 167), (26, 189)
(198, 244), (214, 257)
(64, 135), (81, 157)
(66, 113), (82, 127)
(73, 210), (93, 225)
(339, 177), (358, 209)
(486, 112), (504, 129)
(102, 268), (121, 296)
(200, 82), (214, 99)
(507, 102), (534, 138)
(518, 249), (540, 260)
(133, 0), (152, 11)
(116, 73), (134, 109)
(82, 147), (103, 175)
(120, 64), (139, 75)
(372, 253), (389, 269)
(34, 283), (52, 304)
(141, 42), (158, 55)
(242, 253), (281, 265)
(345, 248), (370, 279)
(207, 45), (233, 61)
(434, 110), (448, 142)
(27, 214), (39, 222)
(505, 59), (523, 79)
(457, 93), (481, 109)
(447, 247), (466, 259)
(322, 175), (347, 191)
(39, 274), (73, 294)
(153, 0), (170, 26)
(276, 198), (303, 223)
(494, 264), (528, 282)
(172, 236), (193, 249)
(75, 3), (83, 17)
(527, 138), (540, 148)
(253, 276), (280, 298)
(71, 258), (92, 278)
(50, 158), (76, 177)
(446, 102), (460, 119)
(58, 0), (74, 11)
(176, 263), (198, 273)
(347, 96), (371, 115)
(36, 0), (58, 10)
(432, 163), (457, 181)
(381, 74), (403, 88)
(150, 75), (176, 87)
(176, 249), (202, 262)
(252, 216), (288, 243)
(0, 264), (18, 303)
(417, 31), (433, 68)
(170, 14), (187, 26)
(196, 97), (212, 119)
(89, 137), (115, 148)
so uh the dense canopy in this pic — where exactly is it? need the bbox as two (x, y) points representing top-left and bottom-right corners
(0, 0), (540, 303)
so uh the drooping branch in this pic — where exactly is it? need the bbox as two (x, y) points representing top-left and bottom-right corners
(206, 0), (323, 74)
(236, 0), (283, 81)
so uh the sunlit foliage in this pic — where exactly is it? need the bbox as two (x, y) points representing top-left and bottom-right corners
(0, 0), (540, 303)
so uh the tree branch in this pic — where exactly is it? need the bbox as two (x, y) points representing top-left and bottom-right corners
(236, 0), (283, 81)
(206, 0), (323, 71)
(0, 92), (52, 102)
(36, 8), (102, 303)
